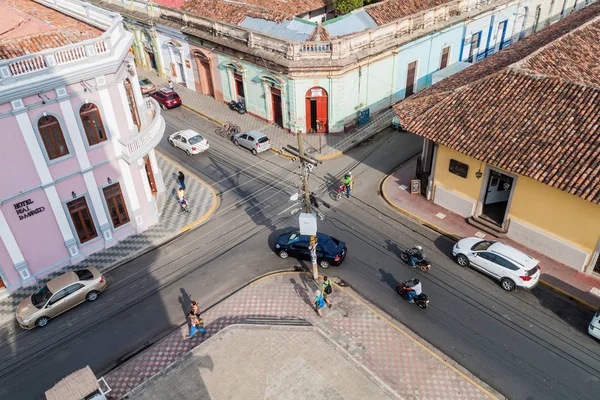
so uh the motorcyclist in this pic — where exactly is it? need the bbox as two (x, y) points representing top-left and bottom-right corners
(177, 187), (188, 211)
(342, 172), (353, 198)
(405, 278), (422, 303)
(407, 245), (424, 268)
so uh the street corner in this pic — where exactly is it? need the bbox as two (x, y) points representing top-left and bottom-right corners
(154, 151), (219, 233)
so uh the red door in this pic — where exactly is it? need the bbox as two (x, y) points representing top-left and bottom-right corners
(305, 87), (328, 133)
(271, 88), (283, 127)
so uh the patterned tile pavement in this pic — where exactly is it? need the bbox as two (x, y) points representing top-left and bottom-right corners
(0, 155), (216, 325)
(138, 71), (395, 159)
(105, 273), (500, 400)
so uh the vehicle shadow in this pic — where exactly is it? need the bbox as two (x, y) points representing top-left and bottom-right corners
(379, 268), (400, 293)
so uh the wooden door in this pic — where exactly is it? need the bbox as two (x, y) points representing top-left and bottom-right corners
(316, 97), (328, 133)
(144, 156), (157, 196)
(305, 87), (328, 133)
(201, 60), (214, 97)
(406, 61), (417, 97)
(271, 88), (283, 127)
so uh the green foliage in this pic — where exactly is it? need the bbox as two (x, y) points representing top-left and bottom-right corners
(335, 0), (364, 15)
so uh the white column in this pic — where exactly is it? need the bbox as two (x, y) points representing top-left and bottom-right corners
(138, 158), (153, 201)
(58, 97), (111, 242)
(99, 87), (144, 231)
(14, 112), (53, 186)
(44, 186), (80, 260)
(0, 208), (32, 284)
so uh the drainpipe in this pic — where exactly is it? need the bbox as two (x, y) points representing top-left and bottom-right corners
(390, 50), (398, 106)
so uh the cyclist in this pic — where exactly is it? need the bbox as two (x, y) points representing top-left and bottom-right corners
(342, 172), (353, 198)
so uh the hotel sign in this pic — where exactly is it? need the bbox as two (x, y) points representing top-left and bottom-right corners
(14, 199), (45, 221)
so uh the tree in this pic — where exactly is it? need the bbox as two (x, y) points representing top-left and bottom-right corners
(335, 0), (364, 15)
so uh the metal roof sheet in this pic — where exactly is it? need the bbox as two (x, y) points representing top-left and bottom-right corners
(241, 17), (315, 42)
(323, 10), (377, 37)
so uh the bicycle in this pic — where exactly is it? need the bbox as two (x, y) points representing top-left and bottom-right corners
(215, 122), (241, 139)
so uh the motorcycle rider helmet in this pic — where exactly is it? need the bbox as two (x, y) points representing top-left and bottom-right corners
(344, 173), (350, 179)
(413, 278), (420, 285)
(415, 245), (423, 251)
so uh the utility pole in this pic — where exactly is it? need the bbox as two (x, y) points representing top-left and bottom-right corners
(297, 132), (318, 280)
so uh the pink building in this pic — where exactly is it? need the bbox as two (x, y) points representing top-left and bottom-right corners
(0, 0), (166, 294)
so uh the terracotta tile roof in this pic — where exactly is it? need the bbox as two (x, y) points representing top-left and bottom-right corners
(307, 23), (332, 41)
(0, 0), (102, 60)
(394, 3), (600, 204)
(366, 0), (450, 25)
(178, 0), (332, 24)
(180, 0), (292, 24)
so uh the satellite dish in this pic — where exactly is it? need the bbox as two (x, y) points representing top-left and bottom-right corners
(289, 192), (299, 201)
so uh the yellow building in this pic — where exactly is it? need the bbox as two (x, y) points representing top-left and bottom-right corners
(394, 5), (600, 273)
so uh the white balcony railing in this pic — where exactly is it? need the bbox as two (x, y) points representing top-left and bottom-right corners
(0, 0), (120, 81)
(119, 98), (165, 163)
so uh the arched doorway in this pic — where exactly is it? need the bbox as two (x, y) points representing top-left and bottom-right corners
(142, 31), (157, 72)
(305, 87), (328, 133)
(192, 50), (214, 97)
(124, 78), (141, 131)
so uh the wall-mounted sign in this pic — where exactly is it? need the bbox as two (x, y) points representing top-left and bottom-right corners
(410, 179), (421, 195)
(14, 199), (45, 221)
(310, 89), (323, 97)
(449, 159), (469, 178)
(185, 60), (191, 69)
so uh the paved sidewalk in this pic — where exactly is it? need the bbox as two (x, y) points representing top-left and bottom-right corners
(138, 71), (394, 160)
(103, 272), (501, 400)
(0, 154), (217, 326)
(381, 156), (600, 310)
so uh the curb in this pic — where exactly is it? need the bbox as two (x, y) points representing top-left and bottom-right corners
(379, 166), (598, 312)
(153, 150), (220, 233)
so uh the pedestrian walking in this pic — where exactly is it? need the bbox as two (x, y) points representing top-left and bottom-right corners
(178, 171), (186, 190)
(188, 310), (206, 339)
(322, 276), (333, 308)
(168, 80), (174, 90)
(314, 289), (325, 317)
(191, 300), (200, 318)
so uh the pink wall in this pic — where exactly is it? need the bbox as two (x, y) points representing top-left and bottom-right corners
(3, 191), (69, 275)
(54, 174), (88, 201)
(0, 102), (12, 113)
(88, 141), (116, 165)
(93, 162), (122, 191)
(0, 116), (42, 198)
(49, 157), (80, 180)
(0, 233), (20, 289)
(109, 84), (133, 141)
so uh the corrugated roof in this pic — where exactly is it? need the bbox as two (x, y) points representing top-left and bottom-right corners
(241, 17), (316, 41)
(323, 10), (378, 37)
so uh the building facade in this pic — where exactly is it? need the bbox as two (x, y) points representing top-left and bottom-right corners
(0, 0), (166, 294)
(91, 0), (592, 134)
(393, 2), (600, 273)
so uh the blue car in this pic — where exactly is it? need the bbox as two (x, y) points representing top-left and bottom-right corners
(275, 231), (347, 269)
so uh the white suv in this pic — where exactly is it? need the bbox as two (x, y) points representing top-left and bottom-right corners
(452, 238), (540, 291)
(589, 309), (600, 340)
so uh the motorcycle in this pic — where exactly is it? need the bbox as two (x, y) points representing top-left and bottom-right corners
(396, 282), (429, 309)
(335, 182), (348, 201)
(229, 100), (246, 114)
(400, 249), (431, 272)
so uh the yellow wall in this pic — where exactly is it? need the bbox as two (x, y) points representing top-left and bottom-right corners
(433, 145), (600, 253)
(433, 145), (484, 201)
(509, 175), (600, 252)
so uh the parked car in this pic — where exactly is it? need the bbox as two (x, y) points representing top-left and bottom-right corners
(138, 78), (156, 95)
(16, 267), (107, 329)
(452, 238), (540, 291)
(589, 309), (600, 340)
(168, 129), (209, 155)
(275, 231), (347, 269)
(233, 130), (271, 155)
(150, 87), (182, 110)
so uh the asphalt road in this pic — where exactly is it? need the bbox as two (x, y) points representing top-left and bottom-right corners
(0, 106), (598, 399)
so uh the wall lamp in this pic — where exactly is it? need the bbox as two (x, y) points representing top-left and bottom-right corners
(37, 93), (49, 104)
(71, 191), (77, 199)
(475, 162), (483, 179)
(107, 177), (112, 184)
(80, 80), (93, 93)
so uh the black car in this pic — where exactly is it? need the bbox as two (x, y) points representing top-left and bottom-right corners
(275, 231), (347, 269)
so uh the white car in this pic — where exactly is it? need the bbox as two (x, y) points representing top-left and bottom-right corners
(232, 130), (271, 155)
(168, 129), (209, 155)
(452, 238), (540, 291)
(589, 309), (600, 340)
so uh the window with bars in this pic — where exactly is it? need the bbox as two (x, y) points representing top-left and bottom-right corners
(80, 103), (107, 146)
(234, 72), (245, 99)
(38, 116), (69, 160)
(103, 183), (130, 228)
(67, 197), (97, 243)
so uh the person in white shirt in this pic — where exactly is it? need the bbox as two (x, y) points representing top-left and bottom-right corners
(406, 278), (422, 303)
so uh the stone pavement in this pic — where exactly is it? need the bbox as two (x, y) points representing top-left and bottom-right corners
(104, 273), (500, 400)
(138, 71), (394, 160)
(381, 156), (600, 310)
(128, 326), (397, 400)
(0, 154), (217, 326)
